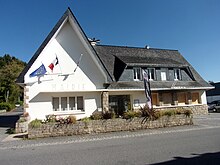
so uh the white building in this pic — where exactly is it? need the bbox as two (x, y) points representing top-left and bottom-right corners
(17, 8), (213, 121)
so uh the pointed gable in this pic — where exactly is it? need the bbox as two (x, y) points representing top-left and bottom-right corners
(16, 8), (112, 84)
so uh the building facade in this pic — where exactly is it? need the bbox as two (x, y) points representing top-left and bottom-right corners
(16, 8), (213, 121)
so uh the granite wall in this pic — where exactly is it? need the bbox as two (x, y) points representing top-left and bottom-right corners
(28, 114), (193, 139)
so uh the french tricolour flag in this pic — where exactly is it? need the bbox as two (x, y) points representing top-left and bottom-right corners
(48, 56), (59, 72)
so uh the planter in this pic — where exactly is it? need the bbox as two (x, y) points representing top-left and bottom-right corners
(28, 115), (193, 139)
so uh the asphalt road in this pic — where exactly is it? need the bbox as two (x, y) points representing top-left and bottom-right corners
(0, 114), (220, 165)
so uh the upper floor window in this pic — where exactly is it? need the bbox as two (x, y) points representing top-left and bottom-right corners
(161, 71), (167, 81)
(147, 68), (155, 80)
(133, 68), (142, 80)
(174, 69), (181, 80)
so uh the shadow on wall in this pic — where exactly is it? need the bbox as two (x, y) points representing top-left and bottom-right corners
(56, 22), (105, 87)
(29, 93), (51, 103)
(149, 151), (220, 165)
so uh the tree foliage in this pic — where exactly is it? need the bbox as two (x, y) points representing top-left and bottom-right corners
(0, 54), (26, 107)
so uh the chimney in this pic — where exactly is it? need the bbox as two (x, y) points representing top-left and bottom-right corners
(145, 45), (150, 49)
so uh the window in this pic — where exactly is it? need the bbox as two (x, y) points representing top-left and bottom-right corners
(52, 96), (84, 111)
(52, 97), (59, 111)
(161, 71), (167, 81)
(69, 97), (75, 110)
(174, 69), (181, 80)
(77, 96), (83, 110)
(133, 68), (142, 80)
(61, 97), (67, 111)
(147, 68), (155, 80)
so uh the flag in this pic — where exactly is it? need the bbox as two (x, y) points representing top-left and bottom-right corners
(48, 56), (59, 71)
(143, 69), (152, 110)
(113, 55), (127, 81)
(29, 64), (47, 77)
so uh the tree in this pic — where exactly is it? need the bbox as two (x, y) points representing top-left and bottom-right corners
(0, 54), (26, 107)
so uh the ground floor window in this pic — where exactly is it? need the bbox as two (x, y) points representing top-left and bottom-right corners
(192, 93), (200, 104)
(52, 96), (84, 111)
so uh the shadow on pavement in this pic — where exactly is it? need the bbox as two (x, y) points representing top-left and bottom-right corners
(0, 115), (20, 128)
(150, 151), (220, 165)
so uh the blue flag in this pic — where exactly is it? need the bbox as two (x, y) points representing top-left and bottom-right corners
(29, 64), (47, 77)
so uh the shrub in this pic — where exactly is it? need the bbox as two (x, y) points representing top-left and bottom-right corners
(163, 110), (176, 117)
(123, 110), (141, 119)
(67, 115), (77, 124)
(123, 111), (134, 119)
(90, 112), (103, 120)
(140, 104), (157, 120)
(45, 115), (56, 123)
(154, 111), (163, 119)
(23, 112), (29, 118)
(102, 111), (115, 119)
(29, 119), (42, 128)
(0, 102), (13, 111)
(81, 117), (90, 123)
(184, 109), (192, 117)
(134, 110), (142, 118)
(6, 128), (15, 134)
(18, 116), (27, 123)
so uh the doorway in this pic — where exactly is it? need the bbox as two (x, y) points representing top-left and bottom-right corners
(109, 95), (130, 116)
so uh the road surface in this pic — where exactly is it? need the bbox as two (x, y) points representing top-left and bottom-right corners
(0, 114), (219, 165)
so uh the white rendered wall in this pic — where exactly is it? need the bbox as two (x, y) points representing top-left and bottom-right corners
(200, 90), (207, 104)
(24, 21), (107, 121)
(26, 91), (101, 121)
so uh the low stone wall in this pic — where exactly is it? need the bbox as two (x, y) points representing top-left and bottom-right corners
(15, 121), (28, 133)
(28, 115), (193, 139)
(156, 105), (208, 115)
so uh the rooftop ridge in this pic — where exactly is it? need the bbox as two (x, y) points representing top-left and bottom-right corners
(95, 44), (179, 51)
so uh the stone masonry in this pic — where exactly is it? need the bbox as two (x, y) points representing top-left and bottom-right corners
(28, 114), (193, 139)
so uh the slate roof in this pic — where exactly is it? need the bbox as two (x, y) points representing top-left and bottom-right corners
(94, 45), (213, 90)
(16, 8), (212, 91)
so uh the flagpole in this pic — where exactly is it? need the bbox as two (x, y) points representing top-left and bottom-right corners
(74, 53), (83, 72)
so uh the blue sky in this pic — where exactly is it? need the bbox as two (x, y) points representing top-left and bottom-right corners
(0, 0), (219, 82)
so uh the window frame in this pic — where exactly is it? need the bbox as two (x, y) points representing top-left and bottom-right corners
(133, 67), (142, 81)
(52, 96), (84, 112)
(161, 71), (167, 81)
(147, 68), (156, 80)
(174, 68), (181, 80)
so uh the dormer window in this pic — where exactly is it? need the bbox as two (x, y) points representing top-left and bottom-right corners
(174, 68), (181, 80)
(147, 68), (155, 80)
(133, 68), (142, 80)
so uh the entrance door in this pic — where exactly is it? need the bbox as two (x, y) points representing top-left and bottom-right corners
(109, 95), (130, 116)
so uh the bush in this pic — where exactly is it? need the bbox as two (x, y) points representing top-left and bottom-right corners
(0, 102), (13, 111)
(154, 111), (163, 119)
(184, 109), (192, 117)
(90, 112), (103, 120)
(123, 110), (141, 119)
(29, 119), (42, 128)
(45, 115), (56, 123)
(163, 110), (176, 117)
(67, 115), (77, 124)
(102, 111), (115, 119)
(18, 116), (27, 123)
